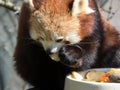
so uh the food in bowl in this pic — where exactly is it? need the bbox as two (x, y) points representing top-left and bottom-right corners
(70, 68), (120, 83)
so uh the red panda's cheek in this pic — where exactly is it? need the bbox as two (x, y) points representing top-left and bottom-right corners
(29, 28), (39, 40)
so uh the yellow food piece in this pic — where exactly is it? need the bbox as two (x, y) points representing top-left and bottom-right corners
(109, 68), (120, 74)
(71, 71), (83, 81)
(49, 54), (60, 62)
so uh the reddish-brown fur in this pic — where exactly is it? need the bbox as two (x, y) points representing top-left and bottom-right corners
(78, 0), (97, 39)
(101, 16), (120, 49)
(78, 13), (94, 39)
(33, 0), (73, 13)
(14, 3), (31, 77)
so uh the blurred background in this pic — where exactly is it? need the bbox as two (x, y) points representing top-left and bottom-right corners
(0, 0), (120, 90)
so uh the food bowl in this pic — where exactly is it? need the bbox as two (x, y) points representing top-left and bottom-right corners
(64, 68), (120, 90)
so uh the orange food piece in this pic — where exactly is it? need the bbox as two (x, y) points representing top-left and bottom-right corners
(98, 72), (110, 82)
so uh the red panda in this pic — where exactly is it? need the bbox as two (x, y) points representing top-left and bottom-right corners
(14, 0), (120, 90)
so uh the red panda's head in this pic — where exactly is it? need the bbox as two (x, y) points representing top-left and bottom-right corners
(26, 0), (95, 62)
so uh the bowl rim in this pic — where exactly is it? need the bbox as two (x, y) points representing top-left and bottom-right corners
(66, 68), (120, 85)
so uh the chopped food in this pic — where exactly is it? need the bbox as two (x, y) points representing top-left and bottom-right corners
(70, 68), (120, 83)
(98, 72), (110, 82)
(109, 72), (120, 83)
(85, 70), (104, 81)
(71, 71), (83, 81)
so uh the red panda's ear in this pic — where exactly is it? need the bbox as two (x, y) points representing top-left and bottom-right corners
(72, 0), (94, 16)
(26, 0), (41, 10)
(32, 0), (41, 10)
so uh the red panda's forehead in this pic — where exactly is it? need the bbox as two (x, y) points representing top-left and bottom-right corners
(33, 0), (74, 13)
(30, 9), (81, 42)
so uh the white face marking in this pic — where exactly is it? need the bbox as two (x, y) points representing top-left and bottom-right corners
(40, 40), (64, 53)
(65, 32), (81, 44)
(51, 47), (58, 53)
(29, 28), (39, 40)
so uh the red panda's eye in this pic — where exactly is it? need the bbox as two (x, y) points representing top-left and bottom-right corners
(56, 39), (63, 42)
(56, 38), (70, 44)
(64, 40), (70, 44)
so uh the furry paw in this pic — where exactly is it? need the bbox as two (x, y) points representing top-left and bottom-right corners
(59, 44), (83, 68)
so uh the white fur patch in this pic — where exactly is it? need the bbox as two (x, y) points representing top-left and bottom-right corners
(51, 47), (58, 53)
(65, 32), (81, 43)
(40, 40), (63, 52)
(29, 28), (39, 40)
(72, 0), (94, 16)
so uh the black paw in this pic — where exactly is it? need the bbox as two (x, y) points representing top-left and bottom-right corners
(59, 44), (83, 68)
